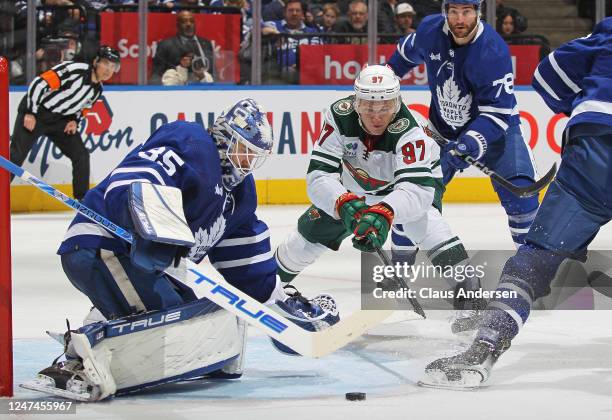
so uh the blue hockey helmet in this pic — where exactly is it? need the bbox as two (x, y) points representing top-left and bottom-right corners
(442, 0), (482, 8)
(442, 0), (482, 33)
(442, 0), (482, 16)
(212, 98), (274, 179)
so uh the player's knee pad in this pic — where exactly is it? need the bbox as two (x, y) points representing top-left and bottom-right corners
(275, 230), (328, 282)
(494, 176), (539, 246)
(66, 300), (246, 398)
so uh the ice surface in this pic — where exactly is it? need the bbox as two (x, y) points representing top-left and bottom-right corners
(7, 205), (612, 419)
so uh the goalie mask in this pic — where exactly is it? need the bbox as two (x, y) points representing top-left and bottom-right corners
(211, 98), (274, 189)
(353, 64), (402, 135)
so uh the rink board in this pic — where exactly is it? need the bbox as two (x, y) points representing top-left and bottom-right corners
(6, 86), (564, 212)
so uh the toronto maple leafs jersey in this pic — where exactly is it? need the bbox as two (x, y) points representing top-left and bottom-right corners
(307, 96), (443, 224)
(58, 121), (276, 301)
(388, 14), (520, 144)
(533, 17), (612, 130)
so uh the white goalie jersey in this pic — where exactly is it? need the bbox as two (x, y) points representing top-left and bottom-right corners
(306, 96), (444, 224)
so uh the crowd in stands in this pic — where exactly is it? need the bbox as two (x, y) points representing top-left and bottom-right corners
(0, 0), (567, 85)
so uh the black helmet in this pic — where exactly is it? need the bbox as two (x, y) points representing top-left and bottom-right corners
(94, 45), (121, 73)
(95, 45), (121, 64)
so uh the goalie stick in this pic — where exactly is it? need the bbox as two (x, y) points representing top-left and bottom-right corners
(423, 126), (557, 198)
(0, 156), (394, 358)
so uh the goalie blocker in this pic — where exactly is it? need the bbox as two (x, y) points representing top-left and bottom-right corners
(22, 299), (248, 401)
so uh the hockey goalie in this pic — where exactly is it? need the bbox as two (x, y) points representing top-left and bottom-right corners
(21, 98), (340, 401)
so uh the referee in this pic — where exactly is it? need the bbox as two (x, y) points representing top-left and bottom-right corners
(10, 46), (121, 200)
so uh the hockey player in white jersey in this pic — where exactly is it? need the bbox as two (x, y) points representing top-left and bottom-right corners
(22, 98), (339, 401)
(275, 64), (485, 326)
(388, 0), (540, 248)
(419, 18), (612, 390)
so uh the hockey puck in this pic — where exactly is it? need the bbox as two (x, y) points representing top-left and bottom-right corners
(345, 392), (366, 401)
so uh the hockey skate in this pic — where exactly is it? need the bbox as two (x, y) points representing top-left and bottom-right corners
(418, 336), (509, 390)
(268, 285), (340, 356)
(21, 359), (110, 402)
(22, 321), (116, 401)
(450, 281), (488, 335)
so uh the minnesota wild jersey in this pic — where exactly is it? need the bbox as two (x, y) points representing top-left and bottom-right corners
(306, 95), (443, 225)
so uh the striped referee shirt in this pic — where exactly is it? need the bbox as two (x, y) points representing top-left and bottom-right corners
(26, 61), (103, 120)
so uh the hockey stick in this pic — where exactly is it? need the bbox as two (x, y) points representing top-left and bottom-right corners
(1, 157), (393, 358)
(423, 126), (557, 198)
(375, 247), (426, 319)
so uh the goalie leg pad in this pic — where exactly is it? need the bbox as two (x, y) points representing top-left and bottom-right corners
(23, 300), (245, 400)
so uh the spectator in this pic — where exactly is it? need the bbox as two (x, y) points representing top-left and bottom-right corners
(44, 0), (76, 5)
(320, 3), (339, 33)
(263, 0), (321, 82)
(378, 0), (398, 35)
(162, 49), (213, 85)
(305, 7), (317, 29)
(488, 0), (527, 32)
(110, 1), (165, 8)
(161, 0), (204, 8)
(55, 19), (97, 62)
(152, 10), (215, 84)
(333, 0), (368, 45)
(409, 0), (440, 27)
(496, 10), (516, 37)
(263, 0), (285, 22)
(395, 2), (416, 35)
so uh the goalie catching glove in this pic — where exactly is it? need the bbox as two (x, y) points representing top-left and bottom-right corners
(352, 203), (394, 252)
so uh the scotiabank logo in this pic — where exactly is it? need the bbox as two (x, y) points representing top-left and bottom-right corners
(84, 96), (113, 135)
(117, 38), (158, 58)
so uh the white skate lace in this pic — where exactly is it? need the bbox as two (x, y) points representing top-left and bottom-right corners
(311, 294), (338, 316)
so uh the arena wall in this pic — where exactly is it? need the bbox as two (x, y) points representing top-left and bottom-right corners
(8, 86), (566, 212)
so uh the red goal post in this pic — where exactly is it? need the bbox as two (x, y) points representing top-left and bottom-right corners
(0, 56), (13, 397)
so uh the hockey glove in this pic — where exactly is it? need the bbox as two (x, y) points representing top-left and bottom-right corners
(447, 132), (487, 171)
(335, 192), (368, 233)
(352, 203), (394, 252)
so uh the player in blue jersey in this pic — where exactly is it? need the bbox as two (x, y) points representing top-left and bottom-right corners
(418, 18), (612, 390)
(387, 0), (539, 248)
(22, 98), (340, 401)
